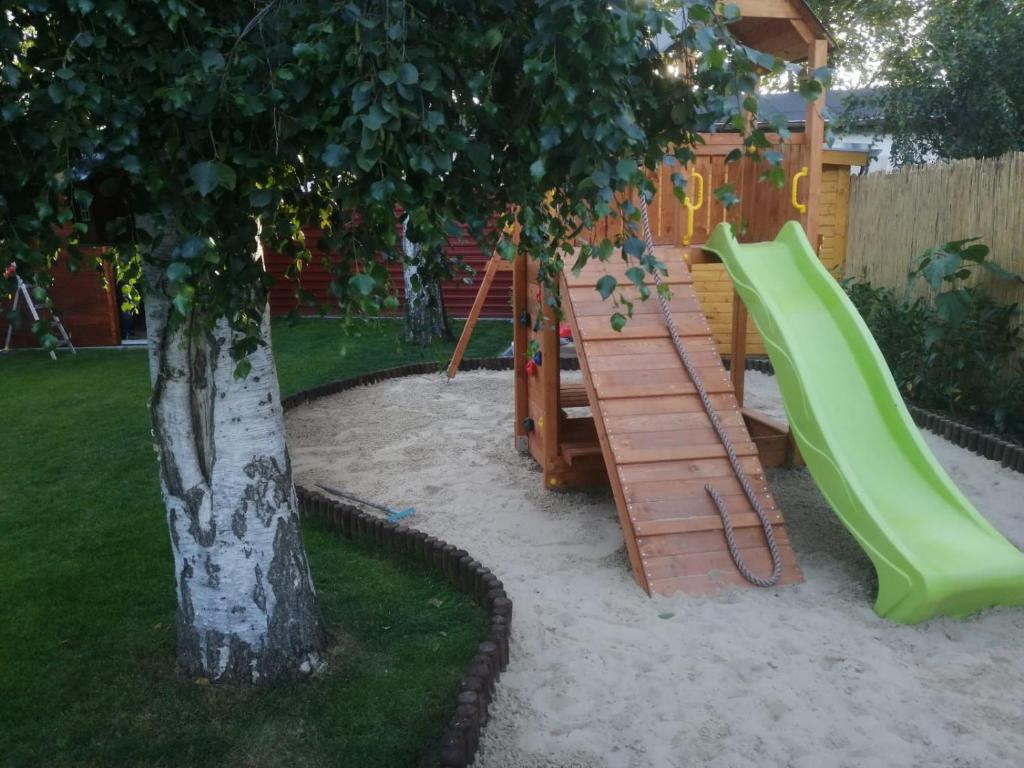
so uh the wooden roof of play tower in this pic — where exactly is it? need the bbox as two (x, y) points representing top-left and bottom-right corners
(728, 0), (832, 60)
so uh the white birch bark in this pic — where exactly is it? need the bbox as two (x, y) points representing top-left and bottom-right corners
(402, 218), (452, 346)
(143, 225), (324, 684)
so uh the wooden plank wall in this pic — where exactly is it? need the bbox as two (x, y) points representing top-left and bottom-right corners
(692, 164), (853, 355)
(264, 227), (510, 320)
(1, 251), (120, 348)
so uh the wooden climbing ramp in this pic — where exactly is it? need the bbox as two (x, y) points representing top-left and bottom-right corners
(561, 248), (803, 596)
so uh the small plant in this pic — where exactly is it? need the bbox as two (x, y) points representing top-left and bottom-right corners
(905, 237), (1023, 326)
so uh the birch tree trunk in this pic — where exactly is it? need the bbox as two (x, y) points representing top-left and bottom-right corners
(402, 220), (452, 346)
(143, 229), (325, 685)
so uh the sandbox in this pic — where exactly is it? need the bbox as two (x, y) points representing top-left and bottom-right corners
(287, 370), (1024, 768)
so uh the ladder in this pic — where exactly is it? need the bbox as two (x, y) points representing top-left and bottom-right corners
(3, 275), (76, 360)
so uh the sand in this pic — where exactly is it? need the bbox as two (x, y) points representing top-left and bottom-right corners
(286, 370), (1024, 768)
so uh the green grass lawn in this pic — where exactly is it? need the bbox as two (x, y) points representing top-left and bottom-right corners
(0, 318), (512, 768)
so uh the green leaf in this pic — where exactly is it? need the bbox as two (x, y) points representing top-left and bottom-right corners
(378, 69), (398, 86)
(610, 312), (627, 333)
(201, 49), (225, 72)
(798, 78), (823, 102)
(349, 273), (376, 295)
(398, 63), (419, 85)
(921, 251), (962, 291)
(249, 189), (273, 207)
(713, 185), (739, 209)
(960, 243), (990, 263)
(625, 266), (646, 287)
(623, 237), (646, 259)
(172, 291), (192, 316)
(321, 143), (350, 168)
(120, 155), (141, 174)
(189, 161), (236, 196)
(166, 262), (191, 282)
(596, 275), (617, 300)
(935, 290), (969, 326)
(362, 105), (388, 131)
(981, 261), (1024, 283)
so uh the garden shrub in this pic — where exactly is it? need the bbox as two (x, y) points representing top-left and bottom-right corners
(843, 238), (1024, 439)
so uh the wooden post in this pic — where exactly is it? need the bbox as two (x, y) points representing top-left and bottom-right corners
(803, 38), (828, 248)
(540, 283), (560, 488)
(730, 290), (748, 407)
(512, 251), (529, 452)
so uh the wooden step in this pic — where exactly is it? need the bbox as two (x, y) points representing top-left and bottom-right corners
(560, 382), (591, 409)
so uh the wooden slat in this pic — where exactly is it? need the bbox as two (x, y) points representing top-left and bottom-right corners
(568, 295), (703, 317)
(586, 351), (722, 372)
(582, 336), (718, 357)
(600, 393), (739, 416)
(633, 512), (774, 537)
(637, 526), (791, 559)
(610, 437), (760, 465)
(610, 424), (755, 455)
(603, 409), (745, 435)
(590, 368), (733, 399)
(618, 456), (764, 485)
(627, 492), (779, 523)
(645, 547), (802, 586)
(574, 312), (711, 340)
(622, 473), (765, 502)
(559, 382), (590, 409)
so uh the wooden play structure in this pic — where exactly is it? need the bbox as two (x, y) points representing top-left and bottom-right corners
(447, 0), (872, 597)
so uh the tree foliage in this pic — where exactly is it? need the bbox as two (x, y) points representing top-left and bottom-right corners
(802, 0), (918, 88)
(877, 0), (1024, 165)
(2, 0), (825, 363)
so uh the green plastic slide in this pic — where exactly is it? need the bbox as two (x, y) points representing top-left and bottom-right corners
(705, 221), (1024, 623)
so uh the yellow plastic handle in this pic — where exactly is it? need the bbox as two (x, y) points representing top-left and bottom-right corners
(682, 171), (705, 246)
(791, 166), (809, 214)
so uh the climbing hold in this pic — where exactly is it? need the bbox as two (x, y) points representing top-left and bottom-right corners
(522, 417), (535, 433)
(558, 323), (572, 339)
(533, 351), (542, 366)
(525, 359), (538, 376)
(538, 416), (544, 430)
(535, 288), (543, 304)
(548, 477), (559, 487)
(519, 311), (531, 326)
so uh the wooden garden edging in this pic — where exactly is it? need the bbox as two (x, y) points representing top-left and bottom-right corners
(906, 405), (1024, 475)
(283, 357), (518, 768)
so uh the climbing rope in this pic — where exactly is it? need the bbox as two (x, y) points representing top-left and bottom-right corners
(636, 193), (783, 587)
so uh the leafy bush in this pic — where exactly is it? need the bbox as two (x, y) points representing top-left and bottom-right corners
(843, 238), (1024, 438)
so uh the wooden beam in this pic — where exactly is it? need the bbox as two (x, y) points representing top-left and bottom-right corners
(541, 284), (561, 488)
(512, 251), (529, 452)
(446, 255), (502, 379)
(733, 0), (800, 20)
(803, 38), (828, 250)
(730, 291), (748, 406)
(822, 148), (871, 168)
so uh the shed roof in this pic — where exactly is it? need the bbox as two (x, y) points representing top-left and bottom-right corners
(759, 88), (885, 127)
